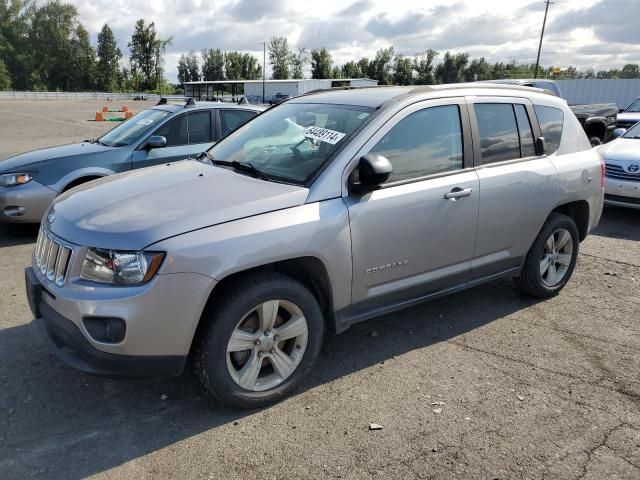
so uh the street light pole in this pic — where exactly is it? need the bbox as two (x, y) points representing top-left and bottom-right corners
(260, 42), (266, 104)
(534, 0), (553, 79)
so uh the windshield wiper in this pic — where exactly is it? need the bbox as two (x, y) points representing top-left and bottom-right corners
(196, 151), (216, 165)
(213, 159), (270, 181)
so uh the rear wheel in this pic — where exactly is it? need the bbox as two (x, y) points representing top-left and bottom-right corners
(515, 213), (579, 298)
(193, 271), (324, 409)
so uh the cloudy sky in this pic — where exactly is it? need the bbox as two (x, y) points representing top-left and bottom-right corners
(66, 0), (640, 82)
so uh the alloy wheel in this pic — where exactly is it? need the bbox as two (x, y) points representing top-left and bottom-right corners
(226, 299), (308, 392)
(540, 228), (574, 287)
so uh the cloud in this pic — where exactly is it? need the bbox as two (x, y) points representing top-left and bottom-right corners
(64, 0), (639, 82)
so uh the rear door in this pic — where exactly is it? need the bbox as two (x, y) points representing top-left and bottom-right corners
(468, 97), (558, 280)
(345, 98), (480, 314)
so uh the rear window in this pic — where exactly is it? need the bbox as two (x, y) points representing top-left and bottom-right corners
(534, 105), (564, 154)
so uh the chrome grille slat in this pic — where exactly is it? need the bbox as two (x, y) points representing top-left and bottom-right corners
(33, 228), (72, 286)
(605, 165), (640, 182)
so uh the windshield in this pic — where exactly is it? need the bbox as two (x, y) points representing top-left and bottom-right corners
(204, 103), (375, 184)
(99, 109), (170, 147)
(625, 99), (640, 113)
(622, 122), (640, 138)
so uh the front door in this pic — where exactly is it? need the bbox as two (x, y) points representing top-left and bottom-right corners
(131, 110), (215, 169)
(345, 99), (480, 314)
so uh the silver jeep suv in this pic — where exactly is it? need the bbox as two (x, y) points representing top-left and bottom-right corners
(25, 84), (604, 408)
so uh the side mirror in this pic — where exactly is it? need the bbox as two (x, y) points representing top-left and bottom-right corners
(147, 135), (167, 149)
(612, 128), (627, 138)
(535, 136), (546, 156)
(350, 154), (393, 192)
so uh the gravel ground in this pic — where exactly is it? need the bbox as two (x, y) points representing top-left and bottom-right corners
(0, 101), (639, 479)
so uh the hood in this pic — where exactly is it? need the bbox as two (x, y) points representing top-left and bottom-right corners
(599, 138), (640, 163)
(0, 142), (115, 173)
(48, 160), (309, 250)
(570, 104), (618, 117)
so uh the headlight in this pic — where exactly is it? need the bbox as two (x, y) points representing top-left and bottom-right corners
(0, 172), (34, 187)
(80, 248), (165, 285)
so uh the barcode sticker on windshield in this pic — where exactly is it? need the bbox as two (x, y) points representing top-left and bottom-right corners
(136, 119), (154, 126)
(303, 126), (346, 145)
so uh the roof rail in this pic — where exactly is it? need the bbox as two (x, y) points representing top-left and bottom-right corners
(301, 85), (392, 97)
(156, 96), (197, 107)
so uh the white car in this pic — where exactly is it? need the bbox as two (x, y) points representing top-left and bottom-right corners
(599, 122), (640, 209)
(616, 97), (640, 130)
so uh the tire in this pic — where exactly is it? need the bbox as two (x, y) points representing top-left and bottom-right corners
(515, 213), (580, 298)
(193, 270), (324, 409)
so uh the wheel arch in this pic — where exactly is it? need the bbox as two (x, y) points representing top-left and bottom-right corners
(62, 175), (105, 192)
(191, 256), (336, 350)
(551, 200), (590, 241)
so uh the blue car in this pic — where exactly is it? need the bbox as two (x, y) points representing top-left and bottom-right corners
(0, 98), (264, 223)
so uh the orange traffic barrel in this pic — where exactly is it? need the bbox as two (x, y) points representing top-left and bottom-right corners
(124, 111), (133, 119)
(122, 105), (129, 112)
(102, 106), (109, 112)
(95, 111), (104, 121)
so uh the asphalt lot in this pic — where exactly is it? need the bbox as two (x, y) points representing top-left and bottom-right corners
(0, 100), (639, 479)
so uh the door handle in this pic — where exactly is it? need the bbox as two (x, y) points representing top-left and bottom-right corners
(444, 187), (473, 200)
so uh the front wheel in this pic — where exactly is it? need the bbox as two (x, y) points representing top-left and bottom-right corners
(193, 271), (324, 409)
(515, 213), (580, 298)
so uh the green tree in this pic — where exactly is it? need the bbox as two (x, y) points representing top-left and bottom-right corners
(268, 36), (291, 79)
(0, 0), (35, 90)
(69, 24), (96, 90)
(224, 51), (244, 79)
(128, 19), (171, 91)
(393, 55), (413, 85)
(28, 0), (81, 90)
(369, 47), (394, 85)
(357, 58), (371, 78)
(331, 65), (342, 79)
(201, 48), (224, 80)
(96, 23), (121, 91)
(311, 48), (332, 79)
(177, 51), (199, 83)
(464, 56), (492, 82)
(341, 60), (360, 78)
(413, 49), (438, 85)
(239, 53), (262, 80)
(0, 58), (11, 89)
(620, 63), (640, 79)
(290, 47), (307, 79)
(435, 51), (468, 84)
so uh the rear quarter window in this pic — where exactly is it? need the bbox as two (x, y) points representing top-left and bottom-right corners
(534, 105), (564, 154)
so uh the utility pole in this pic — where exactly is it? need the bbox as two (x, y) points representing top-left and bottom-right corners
(534, 0), (553, 79)
(260, 42), (266, 104)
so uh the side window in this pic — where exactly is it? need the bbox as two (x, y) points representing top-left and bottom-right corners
(514, 104), (536, 158)
(154, 114), (188, 147)
(220, 110), (257, 138)
(187, 110), (212, 144)
(534, 105), (564, 154)
(474, 103), (520, 164)
(369, 105), (463, 183)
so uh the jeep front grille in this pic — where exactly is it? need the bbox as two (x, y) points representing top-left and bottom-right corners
(35, 229), (72, 286)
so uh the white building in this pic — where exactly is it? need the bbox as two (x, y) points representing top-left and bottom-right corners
(183, 78), (378, 103)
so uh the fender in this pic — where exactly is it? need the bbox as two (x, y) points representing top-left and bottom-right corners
(49, 167), (116, 193)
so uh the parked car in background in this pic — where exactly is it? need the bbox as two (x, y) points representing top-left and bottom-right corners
(26, 83), (603, 408)
(615, 97), (640, 130)
(485, 79), (618, 145)
(598, 122), (640, 209)
(0, 98), (264, 223)
(269, 93), (292, 105)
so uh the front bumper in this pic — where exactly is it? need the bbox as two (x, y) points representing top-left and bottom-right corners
(0, 180), (57, 223)
(26, 262), (216, 379)
(604, 177), (640, 209)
